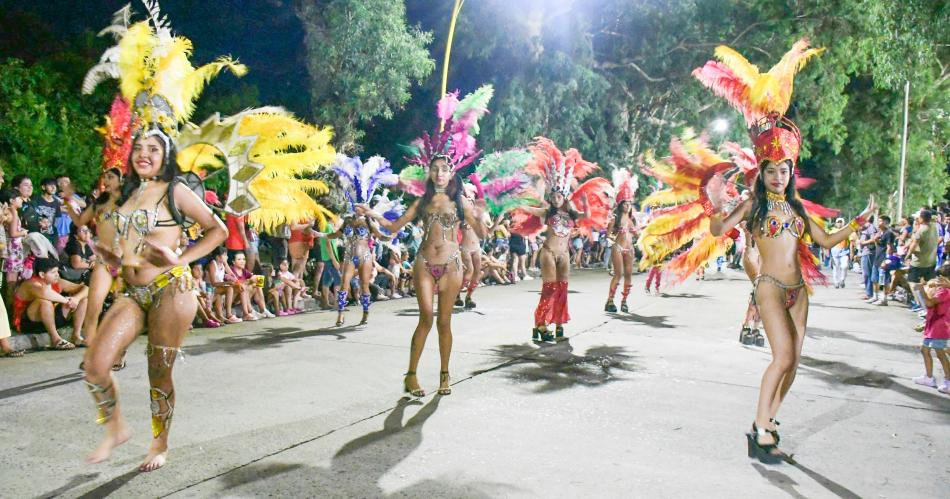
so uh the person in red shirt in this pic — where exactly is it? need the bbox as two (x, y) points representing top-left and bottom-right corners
(224, 213), (249, 264)
(12, 257), (88, 349)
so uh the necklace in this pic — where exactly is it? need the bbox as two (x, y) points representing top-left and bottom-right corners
(765, 191), (792, 215)
(434, 186), (446, 194)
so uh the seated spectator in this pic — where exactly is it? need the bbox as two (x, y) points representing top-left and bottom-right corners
(206, 247), (243, 324)
(12, 257), (87, 349)
(191, 262), (221, 328)
(231, 252), (274, 319)
(372, 259), (399, 300)
(275, 259), (305, 314)
(62, 225), (94, 284)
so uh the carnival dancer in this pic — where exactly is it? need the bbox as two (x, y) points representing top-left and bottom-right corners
(63, 97), (133, 368)
(511, 138), (611, 343)
(694, 39), (875, 463)
(604, 168), (639, 313)
(360, 86), (493, 396)
(81, 5), (335, 471)
(721, 142), (839, 346)
(322, 154), (401, 326)
(455, 182), (486, 309)
(458, 149), (535, 308)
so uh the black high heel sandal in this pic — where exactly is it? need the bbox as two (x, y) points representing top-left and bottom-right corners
(335, 314), (345, 327)
(620, 301), (629, 313)
(532, 327), (542, 342)
(746, 423), (783, 464)
(554, 325), (564, 341)
(604, 301), (617, 313)
(359, 311), (369, 325)
(438, 371), (452, 395)
(768, 418), (781, 444)
(404, 371), (425, 398)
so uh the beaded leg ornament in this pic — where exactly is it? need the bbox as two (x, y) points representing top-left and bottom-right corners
(84, 379), (117, 425)
(337, 290), (348, 312)
(149, 387), (174, 438)
(359, 293), (371, 312)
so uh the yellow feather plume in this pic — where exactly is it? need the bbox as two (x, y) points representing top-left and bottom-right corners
(715, 39), (824, 118)
(641, 189), (696, 208)
(116, 22), (157, 104)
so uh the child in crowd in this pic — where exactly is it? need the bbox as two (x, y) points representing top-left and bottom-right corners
(912, 264), (950, 394)
(276, 259), (304, 314)
(191, 262), (221, 328)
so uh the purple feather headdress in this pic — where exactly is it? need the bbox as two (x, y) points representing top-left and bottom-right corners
(399, 85), (493, 196)
(332, 154), (398, 213)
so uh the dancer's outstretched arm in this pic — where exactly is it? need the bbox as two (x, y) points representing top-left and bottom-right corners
(807, 195), (876, 249)
(357, 200), (418, 235)
(711, 199), (752, 237)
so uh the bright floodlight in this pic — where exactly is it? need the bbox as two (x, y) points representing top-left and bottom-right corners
(711, 118), (730, 134)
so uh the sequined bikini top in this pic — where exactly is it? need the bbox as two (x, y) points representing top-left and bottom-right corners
(424, 211), (459, 243)
(343, 225), (369, 240)
(547, 213), (574, 238)
(759, 192), (805, 240)
(762, 215), (806, 239)
(108, 187), (177, 254)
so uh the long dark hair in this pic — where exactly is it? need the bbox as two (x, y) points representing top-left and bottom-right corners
(416, 160), (466, 223)
(94, 168), (123, 207)
(746, 160), (809, 236)
(611, 200), (629, 234)
(119, 127), (180, 205)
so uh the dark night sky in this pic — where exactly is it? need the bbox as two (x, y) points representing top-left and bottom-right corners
(0, 0), (457, 156)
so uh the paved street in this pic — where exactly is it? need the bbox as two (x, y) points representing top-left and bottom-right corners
(1, 267), (947, 498)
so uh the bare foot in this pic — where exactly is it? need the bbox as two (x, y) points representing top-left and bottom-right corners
(139, 440), (168, 472)
(85, 421), (131, 464)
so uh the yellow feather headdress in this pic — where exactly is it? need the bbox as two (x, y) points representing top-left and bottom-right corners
(85, 3), (336, 224)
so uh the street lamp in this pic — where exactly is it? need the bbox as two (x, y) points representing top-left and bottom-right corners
(711, 118), (730, 134)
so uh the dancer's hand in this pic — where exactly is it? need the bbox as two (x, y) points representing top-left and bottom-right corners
(93, 243), (121, 268)
(858, 195), (876, 222)
(354, 204), (371, 217)
(144, 240), (182, 267)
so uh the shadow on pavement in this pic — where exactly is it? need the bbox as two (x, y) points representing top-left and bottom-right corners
(659, 292), (708, 299)
(0, 372), (84, 401)
(801, 355), (950, 412)
(474, 339), (638, 393)
(787, 459), (862, 499)
(608, 312), (674, 329)
(38, 472), (99, 498)
(808, 327), (918, 354)
(213, 396), (516, 497)
(810, 302), (870, 312)
(75, 469), (139, 499)
(185, 325), (353, 356)
(751, 463), (808, 499)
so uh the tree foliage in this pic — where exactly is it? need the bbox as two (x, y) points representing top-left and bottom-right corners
(0, 59), (103, 189)
(294, 0), (435, 153)
(403, 0), (948, 215)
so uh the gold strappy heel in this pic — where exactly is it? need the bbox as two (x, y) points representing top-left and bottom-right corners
(404, 371), (425, 398)
(438, 371), (452, 395)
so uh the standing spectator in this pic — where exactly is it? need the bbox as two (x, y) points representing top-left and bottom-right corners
(224, 213), (249, 264)
(54, 175), (81, 252)
(33, 178), (61, 247)
(872, 215), (896, 305)
(911, 265), (950, 394)
(829, 218), (851, 288)
(509, 232), (529, 281)
(907, 210), (940, 312)
(1, 190), (27, 300)
(857, 216), (878, 300)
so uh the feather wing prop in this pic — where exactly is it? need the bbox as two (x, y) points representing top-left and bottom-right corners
(637, 132), (732, 269)
(664, 233), (734, 286)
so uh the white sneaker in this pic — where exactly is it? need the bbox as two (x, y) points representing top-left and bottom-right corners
(913, 375), (937, 387)
(938, 381), (950, 394)
(263, 309), (276, 318)
(523, 275), (534, 281)
(391, 293), (402, 299)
